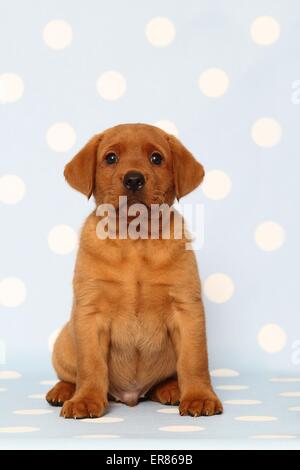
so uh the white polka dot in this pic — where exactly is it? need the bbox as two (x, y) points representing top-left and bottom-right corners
(97, 71), (126, 101)
(270, 377), (300, 383)
(250, 17), (280, 46)
(251, 435), (296, 440)
(28, 394), (45, 399)
(46, 122), (76, 152)
(0, 426), (39, 433)
(82, 417), (124, 423)
(0, 175), (26, 204)
(251, 118), (282, 147)
(288, 406), (300, 411)
(0, 73), (24, 103)
(0, 370), (21, 379)
(255, 221), (285, 252)
(235, 416), (278, 422)
(216, 385), (249, 391)
(76, 434), (120, 439)
(159, 425), (205, 433)
(204, 274), (234, 303)
(156, 407), (178, 414)
(279, 391), (300, 397)
(210, 369), (239, 378)
(13, 409), (53, 415)
(198, 68), (229, 98)
(154, 120), (179, 137)
(0, 278), (26, 307)
(145, 17), (175, 47)
(202, 170), (231, 200)
(40, 380), (56, 385)
(43, 20), (72, 50)
(224, 400), (262, 405)
(48, 328), (61, 352)
(48, 224), (78, 255)
(257, 324), (287, 353)
(0, 388), (6, 392)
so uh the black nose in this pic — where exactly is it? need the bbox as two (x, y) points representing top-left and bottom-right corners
(123, 171), (145, 192)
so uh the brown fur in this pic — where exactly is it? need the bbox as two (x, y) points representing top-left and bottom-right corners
(46, 123), (223, 418)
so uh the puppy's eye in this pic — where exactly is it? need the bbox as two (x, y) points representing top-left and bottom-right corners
(150, 152), (163, 165)
(105, 152), (118, 164)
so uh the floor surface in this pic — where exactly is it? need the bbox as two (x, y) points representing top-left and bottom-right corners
(0, 371), (299, 449)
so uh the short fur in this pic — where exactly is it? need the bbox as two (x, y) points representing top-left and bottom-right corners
(46, 123), (223, 418)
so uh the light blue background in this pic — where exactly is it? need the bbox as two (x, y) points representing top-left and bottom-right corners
(0, 0), (300, 448)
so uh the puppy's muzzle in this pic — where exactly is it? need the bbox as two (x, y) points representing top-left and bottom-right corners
(123, 171), (145, 192)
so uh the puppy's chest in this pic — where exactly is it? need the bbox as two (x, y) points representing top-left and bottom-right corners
(109, 280), (172, 351)
(94, 239), (180, 349)
(97, 241), (177, 314)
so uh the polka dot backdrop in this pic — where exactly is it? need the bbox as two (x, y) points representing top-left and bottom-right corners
(0, 0), (300, 449)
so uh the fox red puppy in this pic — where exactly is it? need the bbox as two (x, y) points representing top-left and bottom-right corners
(46, 123), (223, 419)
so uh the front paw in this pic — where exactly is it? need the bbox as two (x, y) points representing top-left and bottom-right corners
(46, 381), (75, 407)
(148, 378), (180, 405)
(60, 396), (108, 419)
(179, 389), (223, 417)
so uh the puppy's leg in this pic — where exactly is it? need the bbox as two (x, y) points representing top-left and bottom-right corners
(148, 377), (180, 405)
(44, 322), (77, 407)
(61, 302), (110, 419)
(46, 381), (75, 407)
(170, 299), (223, 417)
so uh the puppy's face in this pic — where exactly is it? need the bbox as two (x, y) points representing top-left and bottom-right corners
(64, 123), (204, 207)
(95, 125), (174, 207)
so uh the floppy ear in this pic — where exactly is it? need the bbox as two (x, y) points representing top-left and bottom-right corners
(64, 134), (101, 198)
(167, 135), (205, 199)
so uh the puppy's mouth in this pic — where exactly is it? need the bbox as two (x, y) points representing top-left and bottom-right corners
(116, 194), (149, 212)
(124, 189), (167, 208)
(102, 187), (166, 209)
(125, 193), (148, 207)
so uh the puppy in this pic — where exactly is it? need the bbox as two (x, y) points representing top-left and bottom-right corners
(46, 123), (223, 418)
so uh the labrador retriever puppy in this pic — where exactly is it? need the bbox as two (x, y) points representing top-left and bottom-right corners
(46, 123), (223, 418)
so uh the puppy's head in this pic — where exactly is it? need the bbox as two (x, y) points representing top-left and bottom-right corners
(64, 123), (204, 207)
